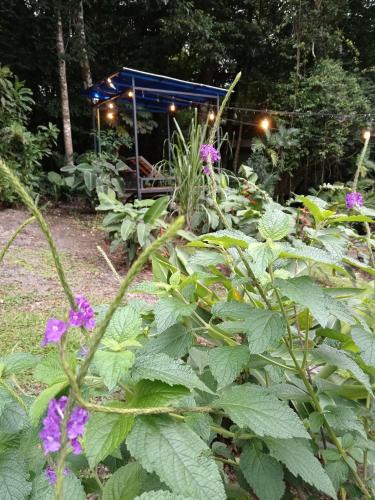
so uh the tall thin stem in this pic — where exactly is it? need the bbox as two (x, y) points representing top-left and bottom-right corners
(0, 215), (35, 265)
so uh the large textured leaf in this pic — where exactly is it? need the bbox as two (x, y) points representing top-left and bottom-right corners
(102, 463), (147, 500)
(258, 206), (292, 241)
(247, 242), (281, 275)
(84, 407), (134, 467)
(126, 416), (226, 500)
(0, 353), (39, 376)
(105, 305), (142, 341)
(216, 384), (309, 439)
(351, 326), (375, 367)
(325, 461), (349, 492)
(130, 380), (190, 408)
(0, 400), (27, 433)
(34, 352), (74, 385)
(30, 380), (69, 425)
(95, 350), (135, 390)
(31, 472), (85, 500)
(154, 298), (196, 333)
(240, 444), (285, 500)
(297, 195), (334, 223)
(143, 324), (193, 358)
(136, 492), (193, 500)
(275, 276), (353, 327)
(131, 353), (213, 393)
(188, 250), (225, 267)
(244, 310), (286, 354)
(280, 244), (340, 266)
(208, 346), (250, 389)
(144, 196), (169, 224)
(265, 438), (337, 499)
(314, 344), (372, 393)
(211, 301), (254, 320)
(324, 406), (365, 436)
(195, 229), (252, 249)
(0, 451), (31, 500)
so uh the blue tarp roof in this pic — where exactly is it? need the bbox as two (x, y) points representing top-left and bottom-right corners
(84, 67), (227, 113)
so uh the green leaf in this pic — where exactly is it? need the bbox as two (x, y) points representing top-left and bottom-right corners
(102, 462), (147, 500)
(216, 384), (309, 439)
(144, 196), (169, 224)
(136, 492), (193, 500)
(0, 353), (39, 376)
(351, 326), (375, 367)
(343, 257), (375, 277)
(324, 406), (365, 436)
(325, 461), (349, 491)
(121, 219), (135, 240)
(31, 472), (85, 500)
(154, 298), (196, 333)
(0, 450), (31, 500)
(240, 444), (285, 500)
(275, 276), (354, 327)
(105, 305), (142, 341)
(84, 408), (134, 467)
(131, 353), (214, 394)
(83, 170), (97, 191)
(247, 242), (281, 275)
(244, 310), (286, 354)
(314, 344), (372, 393)
(298, 195), (335, 223)
(188, 250), (225, 267)
(184, 413), (211, 441)
(95, 350), (135, 390)
(30, 380), (69, 425)
(143, 324), (193, 358)
(195, 229), (252, 249)
(280, 244), (340, 266)
(126, 416), (226, 500)
(34, 352), (75, 385)
(258, 206), (292, 241)
(265, 438), (337, 499)
(0, 401), (27, 433)
(137, 222), (150, 246)
(130, 380), (189, 408)
(208, 346), (250, 389)
(211, 301), (254, 320)
(328, 214), (374, 224)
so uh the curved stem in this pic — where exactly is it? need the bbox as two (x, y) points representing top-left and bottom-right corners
(0, 215), (35, 265)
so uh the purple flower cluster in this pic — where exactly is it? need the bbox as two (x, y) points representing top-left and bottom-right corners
(200, 144), (221, 165)
(45, 465), (69, 485)
(345, 191), (364, 210)
(40, 396), (89, 456)
(41, 295), (95, 346)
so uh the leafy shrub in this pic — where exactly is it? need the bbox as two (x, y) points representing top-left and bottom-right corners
(96, 190), (169, 261)
(0, 66), (58, 203)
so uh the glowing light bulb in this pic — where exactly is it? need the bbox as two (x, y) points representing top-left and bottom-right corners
(260, 117), (270, 132)
(107, 112), (114, 120)
(364, 130), (371, 140)
(108, 103), (114, 109)
(209, 111), (215, 121)
(128, 90), (133, 98)
(170, 103), (176, 112)
(107, 77), (115, 89)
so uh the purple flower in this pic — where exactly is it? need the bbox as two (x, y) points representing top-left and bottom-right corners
(69, 309), (84, 327)
(200, 144), (221, 164)
(45, 466), (69, 485)
(345, 191), (364, 209)
(39, 396), (89, 456)
(202, 165), (211, 175)
(41, 319), (68, 346)
(75, 295), (95, 330)
(79, 345), (89, 358)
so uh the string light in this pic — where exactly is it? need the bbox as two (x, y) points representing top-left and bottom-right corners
(107, 111), (114, 120)
(209, 110), (215, 121)
(127, 90), (133, 98)
(363, 130), (371, 140)
(170, 102), (176, 112)
(108, 103), (114, 109)
(107, 77), (116, 90)
(259, 117), (270, 131)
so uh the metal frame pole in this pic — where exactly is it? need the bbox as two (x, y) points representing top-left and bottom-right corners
(167, 113), (171, 170)
(92, 105), (97, 153)
(96, 107), (102, 155)
(131, 77), (141, 199)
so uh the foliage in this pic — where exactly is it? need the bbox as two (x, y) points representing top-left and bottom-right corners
(96, 190), (169, 262)
(0, 66), (58, 203)
(2, 144), (375, 498)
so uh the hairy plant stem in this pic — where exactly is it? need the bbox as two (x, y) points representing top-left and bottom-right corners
(353, 135), (370, 192)
(0, 215), (35, 264)
(0, 379), (28, 411)
(97, 245), (121, 282)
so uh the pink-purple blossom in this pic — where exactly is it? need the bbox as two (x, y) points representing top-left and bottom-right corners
(345, 191), (364, 209)
(202, 165), (211, 175)
(74, 295), (95, 330)
(69, 309), (85, 327)
(39, 396), (89, 456)
(41, 319), (68, 346)
(45, 466), (69, 485)
(200, 144), (221, 164)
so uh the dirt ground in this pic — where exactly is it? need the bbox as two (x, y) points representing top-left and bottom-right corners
(0, 206), (153, 355)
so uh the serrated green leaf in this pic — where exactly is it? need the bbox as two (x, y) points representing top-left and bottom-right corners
(343, 257), (375, 277)
(196, 229), (252, 249)
(184, 413), (211, 441)
(247, 242), (281, 275)
(351, 326), (375, 367)
(298, 195), (335, 223)
(136, 492), (193, 500)
(280, 244), (340, 266)
(31, 471), (85, 500)
(244, 310), (286, 354)
(30, 380), (69, 425)
(267, 383), (310, 402)
(0, 401), (27, 433)
(314, 344), (372, 393)
(154, 298), (196, 333)
(275, 276), (354, 327)
(131, 353), (214, 394)
(95, 350), (135, 390)
(0, 353), (39, 376)
(84, 407), (134, 467)
(258, 207), (292, 241)
(143, 324), (193, 358)
(105, 305), (142, 341)
(130, 380), (189, 408)
(216, 384), (309, 439)
(240, 444), (285, 500)
(208, 346), (250, 389)
(325, 461), (349, 492)
(265, 438), (337, 499)
(211, 301), (254, 320)
(34, 352), (74, 385)
(102, 462), (147, 500)
(126, 416), (225, 500)
(0, 450), (31, 500)
(188, 251), (225, 267)
(324, 406), (365, 436)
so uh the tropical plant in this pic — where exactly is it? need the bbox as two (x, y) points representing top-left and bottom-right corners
(96, 190), (170, 262)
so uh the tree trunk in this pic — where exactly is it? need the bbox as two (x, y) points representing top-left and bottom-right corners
(56, 8), (74, 165)
(75, 0), (92, 89)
